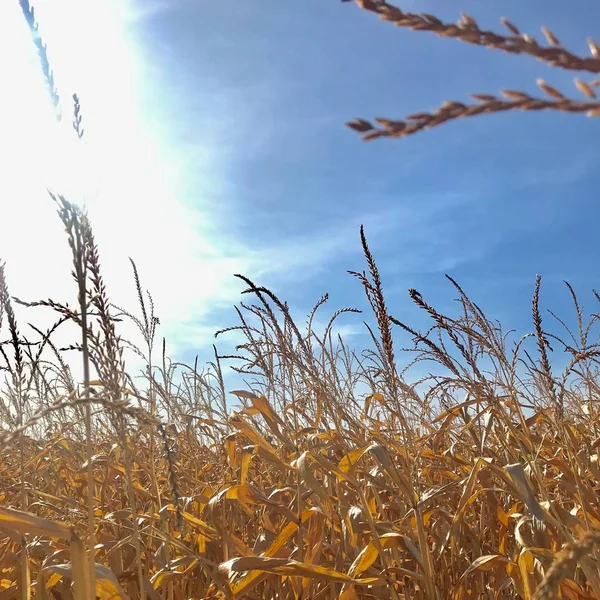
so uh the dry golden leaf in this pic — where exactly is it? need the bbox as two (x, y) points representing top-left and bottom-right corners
(223, 434), (238, 471)
(452, 457), (485, 529)
(348, 532), (410, 577)
(559, 578), (592, 600)
(180, 511), (218, 537)
(338, 446), (369, 474)
(230, 511), (328, 597)
(211, 484), (297, 522)
(297, 451), (330, 506)
(0, 506), (73, 539)
(310, 451), (355, 484)
(240, 446), (253, 485)
(42, 563), (130, 600)
(364, 393), (385, 414)
(151, 570), (182, 590)
(459, 554), (514, 579)
(368, 443), (416, 501)
(504, 462), (548, 523)
(249, 395), (283, 426)
(518, 549), (536, 600)
(229, 413), (292, 471)
(220, 556), (383, 586)
(0, 585), (18, 600)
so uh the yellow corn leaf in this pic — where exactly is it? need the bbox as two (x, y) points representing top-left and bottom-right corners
(43, 562), (130, 600)
(229, 413), (292, 470)
(240, 446), (253, 485)
(151, 570), (182, 590)
(497, 506), (509, 528)
(231, 391), (283, 426)
(220, 556), (383, 585)
(349, 533), (407, 576)
(0, 506), (73, 539)
(311, 451), (356, 485)
(223, 434), (238, 471)
(23, 444), (54, 469)
(210, 484), (297, 522)
(453, 458), (485, 523)
(231, 510), (321, 597)
(249, 395), (294, 448)
(132, 480), (151, 499)
(504, 463), (548, 523)
(364, 393), (385, 415)
(180, 512), (218, 538)
(216, 484), (258, 515)
(368, 444), (416, 502)
(518, 548), (536, 600)
(304, 509), (325, 565)
(297, 452), (331, 506)
(458, 554), (514, 583)
(338, 446), (370, 474)
(249, 394), (283, 425)
(433, 397), (480, 423)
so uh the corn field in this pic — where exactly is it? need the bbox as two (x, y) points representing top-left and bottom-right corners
(2, 1), (600, 599)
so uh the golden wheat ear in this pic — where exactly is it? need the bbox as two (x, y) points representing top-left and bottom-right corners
(343, 0), (600, 140)
(345, 0), (600, 73)
(347, 82), (600, 140)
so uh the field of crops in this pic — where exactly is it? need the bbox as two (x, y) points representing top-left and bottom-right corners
(2, 202), (600, 599)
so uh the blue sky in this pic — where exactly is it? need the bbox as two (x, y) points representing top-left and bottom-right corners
(2, 0), (600, 383)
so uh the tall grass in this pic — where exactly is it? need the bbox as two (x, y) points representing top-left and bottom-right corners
(2, 1), (600, 599)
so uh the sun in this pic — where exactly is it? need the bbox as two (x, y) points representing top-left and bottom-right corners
(0, 0), (148, 210)
(0, 0), (226, 363)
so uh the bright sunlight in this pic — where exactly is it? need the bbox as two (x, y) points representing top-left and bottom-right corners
(0, 0), (235, 367)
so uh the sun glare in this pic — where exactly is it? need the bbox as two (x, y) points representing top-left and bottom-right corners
(1, 0), (239, 365)
(0, 0), (158, 348)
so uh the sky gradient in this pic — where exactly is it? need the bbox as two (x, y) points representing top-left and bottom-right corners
(2, 0), (600, 382)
